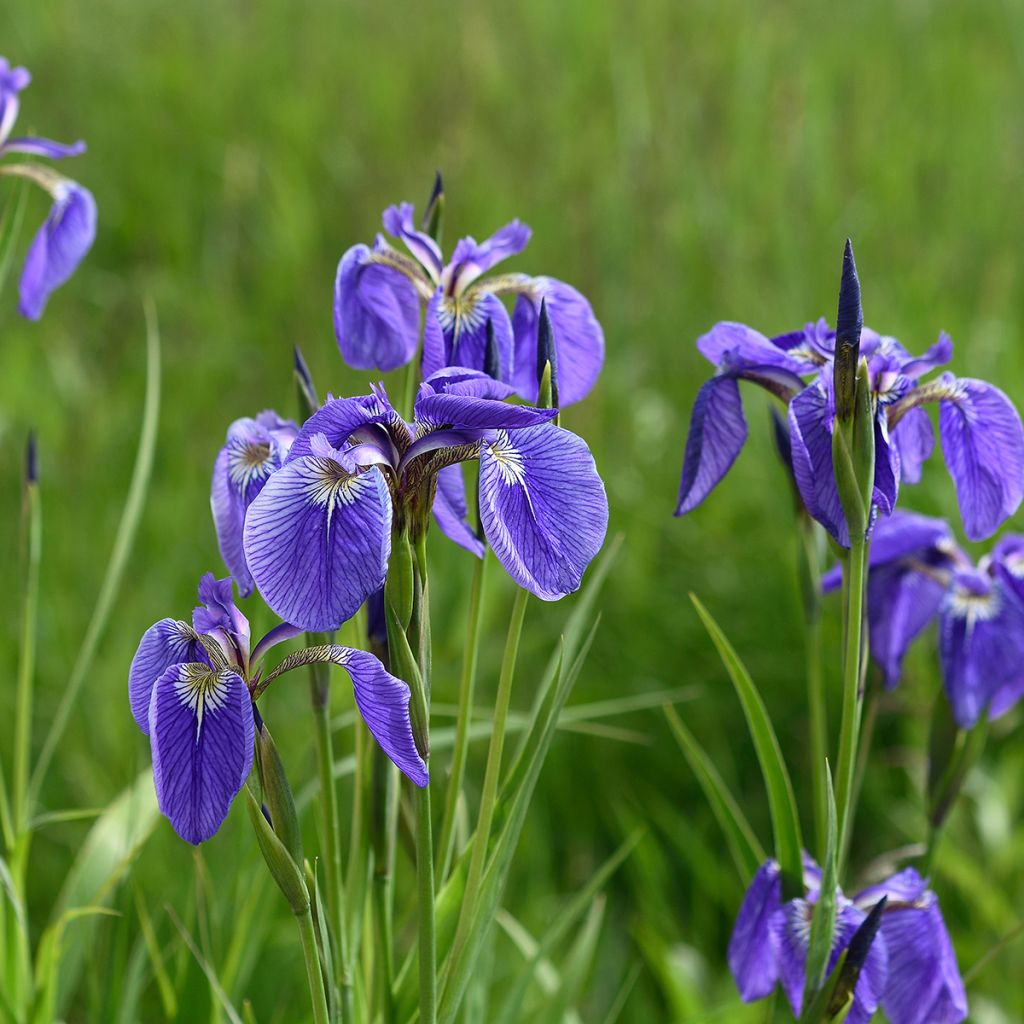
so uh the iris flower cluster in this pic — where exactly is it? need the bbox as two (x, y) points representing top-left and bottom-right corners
(676, 316), (1024, 545)
(130, 192), (608, 845)
(731, 857), (966, 1024)
(826, 510), (1024, 728)
(0, 57), (96, 319)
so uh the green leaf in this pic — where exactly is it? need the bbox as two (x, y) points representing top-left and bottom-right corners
(166, 905), (245, 1024)
(664, 704), (765, 880)
(0, 181), (28, 304)
(536, 895), (606, 1024)
(690, 594), (803, 898)
(132, 886), (178, 1018)
(803, 762), (838, 1013)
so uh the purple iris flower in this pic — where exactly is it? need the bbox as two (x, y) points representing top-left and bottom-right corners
(240, 368), (608, 632)
(730, 858), (966, 1023)
(210, 410), (298, 597)
(129, 573), (427, 844)
(0, 56), (96, 320)
(677, 317), (1024, 545)
(823, 511), (1024, 727)
(333, 200), (604, 406)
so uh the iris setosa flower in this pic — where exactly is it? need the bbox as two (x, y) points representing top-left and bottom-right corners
(239, 367), (609, 632)
(676, 318), (1024, 545)
(730, 857), (966, 1024)
(129, 574), (426, 844)
(333, 200), (604, 405)
(0, 56), (96, 320)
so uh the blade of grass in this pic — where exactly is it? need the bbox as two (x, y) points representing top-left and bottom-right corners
(0, 181), (27, 302)
(690, 594), (803, 898)
(30, 301), (162, 805)
(166, 905), (245, 1024)
(536, 896), (605, 1024)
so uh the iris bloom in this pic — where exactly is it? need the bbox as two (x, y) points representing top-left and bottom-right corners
(211, 410), (298, 596)
(333, 200), (604, 405)
(676, 318), (1024, 545)
(730, 858), (966, 1024)
(824, 511), (1024, 727)
(129, 574), (426, 844)
(240, 367), (608, 632)
(0, 57), (96, 320)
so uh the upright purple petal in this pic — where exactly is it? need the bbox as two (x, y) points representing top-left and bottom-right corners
(193, 573), (250, 662)
(421, 289), (449, 380)
(509, 277), (604, 405)
(333, 647), (428, 786)
(381, 201), (443, 280)
(675, 374), (747, 515)
(728, 860), (782, 1001)
(445, 220), (531, 294)
(18, 181), (96, 320)
(148, 664), (254, 844)
(334, 243), (421, 371)
(697, 321), (818, 375)
(243, 453), (392, 632)
(433, 464), (485, 557)
(286, 395), (390, 464)
(478, 424), (608, 600)
(129, 619), (207, 734)
(891, 406), (934, 485)
(1, 136), (85, 159)
(901, 331), (954, 380)
(935, 375), (1024, 541)
(0, 58), (30, 145)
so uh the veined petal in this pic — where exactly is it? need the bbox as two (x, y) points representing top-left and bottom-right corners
(243, 456), (392, 632)
(420, 366), (519, 402)
(902, 331), (954, 381)
(421, 289), (449, 380)
(381, 201), (442, 280)
(478, 424), (607, 600)
(675, 374), (747, 515)
(129, 619), (207, 734)
(509, 276), (604, 405)
(728, 860), (782, 1001)
(148, 664), (254, 844)
(891, 406), (934, 484)
(446, 220), (531, 294)
(433, 464), (485, 557)
(697, 321), (817, 375)
(334, 243), (421, 371)
(2, 136), (86, 159)
(193, 572), (250, 662)
(414, 382), (555, 431)
(430, 290), (515, 384)
(872, 416), (901, 516)
(286, 395), (391, 464)
(18, 181), (96, 320)
(935, 375), (1024, 541)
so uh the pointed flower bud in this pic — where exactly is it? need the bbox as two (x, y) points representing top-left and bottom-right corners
(536, 297), (559, 414)
(24, 429), (37, 485)
(293, 344), (320, 421)
(244, 785), (310, 915)
(833, 239), (863, 423)
(827, 896), (887, 1019)
(483, 318), (502, 382)
(421, 170), (444, 244)
(255, 717), (303, 867)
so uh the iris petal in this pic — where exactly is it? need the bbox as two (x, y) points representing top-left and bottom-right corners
(698, 321), (818, 375)
(426, 290), (515, 383)
(891, 406), (934, 485)
(433, 464), (485, 557)
(148, 664), (254, 844)
(446, 220), (531, 293)
(478, 424), (607, 600)
(243, 457), (392, 632)
(129, 619), (207, 734)
(381, 201), (443, 280)
(286, 395), (389, 464)
(728, 861), (782, 1001)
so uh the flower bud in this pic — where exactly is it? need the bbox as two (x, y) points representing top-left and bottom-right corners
(536, 298), (559, 416)
(244, 784), (310, 915)
(421, 170), (444, 244)
(833, 239), (863, 423)
(254, 716), (303, 866)
(827, 897), (887, 1020)
(385, 528), (415, 631)
(294, 344), (320, 421)
(484, 318), (502, 382)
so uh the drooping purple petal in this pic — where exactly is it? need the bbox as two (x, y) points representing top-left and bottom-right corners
(148, 663), (254, 844)
(129, 619), (208, 734)
(509, 277), (604, 405)
(286, 395), (390, 464)
(935, 375), (1024, 541)
(420, 366), (519, 402)
(414, 378), (555, 431)
(891, 406), (934, 485)
(333, 243), (422, 372)
(872, 417), (901, 517)
(675, 374), (747, 516)
(433, 464), (485, 557)
(445, 220), (531, 294)
(728, 860), (782, 1001)
(333, 646), (428, 786)
(697, 321), (819, 376)
(2, 136), (86, 159)
(426, 290), (515, 384)
(18, 181), (96, 320)
(243, 453), (392, 632)
(381, 201), (443, 280)
(478, 424), (607, 600)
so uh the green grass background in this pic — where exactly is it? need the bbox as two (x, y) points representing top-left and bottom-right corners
(2, 0), (1024, 1019)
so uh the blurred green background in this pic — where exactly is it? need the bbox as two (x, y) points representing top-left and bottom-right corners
(3, 0), (1024, 1019)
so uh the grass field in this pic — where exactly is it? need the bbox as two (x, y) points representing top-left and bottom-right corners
(2, 0), (1024, 1019)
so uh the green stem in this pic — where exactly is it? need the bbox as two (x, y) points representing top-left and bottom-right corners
(446, 587), (529, 990)
(834, 537), (868, 876)
(437, 553), (488, 883)
(296, 906), (331, 1024)
(371, 745), (397, 1023)
(415, 782), (437, 1024)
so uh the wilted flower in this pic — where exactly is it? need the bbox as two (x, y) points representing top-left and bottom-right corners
(333, 198), (603, 405)
(824, 511), (1024, 727)
(730, 857), (966, 1024)
(676, 315), (1024, 545)
(241, 367), (609, 632)
(210, 410), (298, 596)
(129, 574), (426, 843)
(0, 56), (96, 319)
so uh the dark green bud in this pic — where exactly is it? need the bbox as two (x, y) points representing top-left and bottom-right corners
(245, 784), (309, 915)
(255, 717), (303, 866)
(833, 239), (863, 423)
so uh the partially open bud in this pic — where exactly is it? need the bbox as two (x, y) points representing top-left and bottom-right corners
(245, 784), (310, 915)
(254, 713), (303, 866)
(536, 298), (559, 417)
(421, 170), (444, 245)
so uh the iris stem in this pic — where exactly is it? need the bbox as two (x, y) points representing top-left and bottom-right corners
(445, 586), (529, 993)
(296, 904), (331, 1024)
(415, 783), (437, 1024)
(834, 536), (868, 876)
(436, 552), (489, 883)
(371, 744), (397, 1023)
